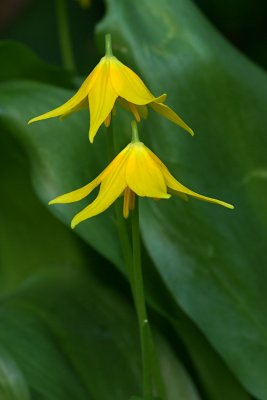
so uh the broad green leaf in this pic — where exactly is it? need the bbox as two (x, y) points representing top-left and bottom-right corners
(0, 131), (86, 295)
(0, 346), (30, 400)
(0, 41), (73, 88)
(155, 334), (200, 400)
(98, 0), (267, 399)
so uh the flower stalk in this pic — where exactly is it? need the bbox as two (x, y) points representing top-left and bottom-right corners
(131, 197), (153, 398)
(105, 33), (113, 57)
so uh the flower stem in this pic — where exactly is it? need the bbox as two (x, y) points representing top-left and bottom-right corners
(131, 198), (153, 398)
(131, 120), (140, 143)
(105, 33), (113, 57)
(56, 0), (76, 72)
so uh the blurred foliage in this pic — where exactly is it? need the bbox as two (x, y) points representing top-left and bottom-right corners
(195, 0), (267, 69)
(0, 0), (266, 399)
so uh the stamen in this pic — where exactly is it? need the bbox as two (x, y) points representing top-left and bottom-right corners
(129, 190), (135, 211)
(123, 187), (135, 218)
(123, 187), (131, 218)
(128, 102), (141, 122)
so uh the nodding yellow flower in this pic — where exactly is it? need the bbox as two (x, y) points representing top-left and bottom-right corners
(49, 122), (233, 228)
(28, 34), (194, 143)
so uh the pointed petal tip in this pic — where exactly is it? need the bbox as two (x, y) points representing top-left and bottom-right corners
(71, 217), (80, 229)
(217, 199), (234, 209)
(71, 221), (76, 229)
(89, 127), (95, 143)
(48, 198), (58, 205)
(188, 128), (195, 136)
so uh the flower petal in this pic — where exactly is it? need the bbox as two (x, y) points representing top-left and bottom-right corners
(149, 102), (194, 136)
(110, 58), (163, 105)
(71, 149), (129, 227)
(49, 144), (130, 206)
(49, 176), (101, 205)
(126, 142), (170, 198)
(162, 167), (234, 209)
(88, 58), (118, 142)
(28, 60), (102, 124)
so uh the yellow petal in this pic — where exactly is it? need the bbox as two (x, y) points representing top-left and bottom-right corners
(28, 59), (103, 124)
(162, 167), (234, 209)
(88, 57), (117, 142)
(49, 175), (101, 205)
(149, 102), (194, 136)
(123, 187), (135, 218)
(128, 102), (141, 122)
(110, 57), (163, 105)
(126, 142), (170, 198)
(71, 149), (129, 227)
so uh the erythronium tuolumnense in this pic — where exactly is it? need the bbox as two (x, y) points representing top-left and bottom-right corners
(28, 34), (194, 143)
(49, 121), (233, 228)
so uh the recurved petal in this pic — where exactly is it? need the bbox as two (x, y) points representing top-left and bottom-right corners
(50, 144), (130, 207)
(28, 60), (102, 124)
(149, 101), (194, 136)
(49, 175), (101, 205)
(110, 58), (163, 105)
(163, 167), (234, 209)
(126, 142), (170, 198)
(71, 151), (128, 227)
(88, 58), (117, 142)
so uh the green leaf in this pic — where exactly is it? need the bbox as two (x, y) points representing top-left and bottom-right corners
(0, 41), (73, 88)
(0, 345), (30, 400)
(0, 131), (86, 295)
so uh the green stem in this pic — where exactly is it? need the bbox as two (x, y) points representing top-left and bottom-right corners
(56, 0), (76, 71)
(105, 33), (113, 57)
(132, 198), (153, 398)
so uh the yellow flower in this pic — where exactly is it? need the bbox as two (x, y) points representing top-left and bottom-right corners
(49, 123), (233, 228)
(28, 34), (194, 143)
